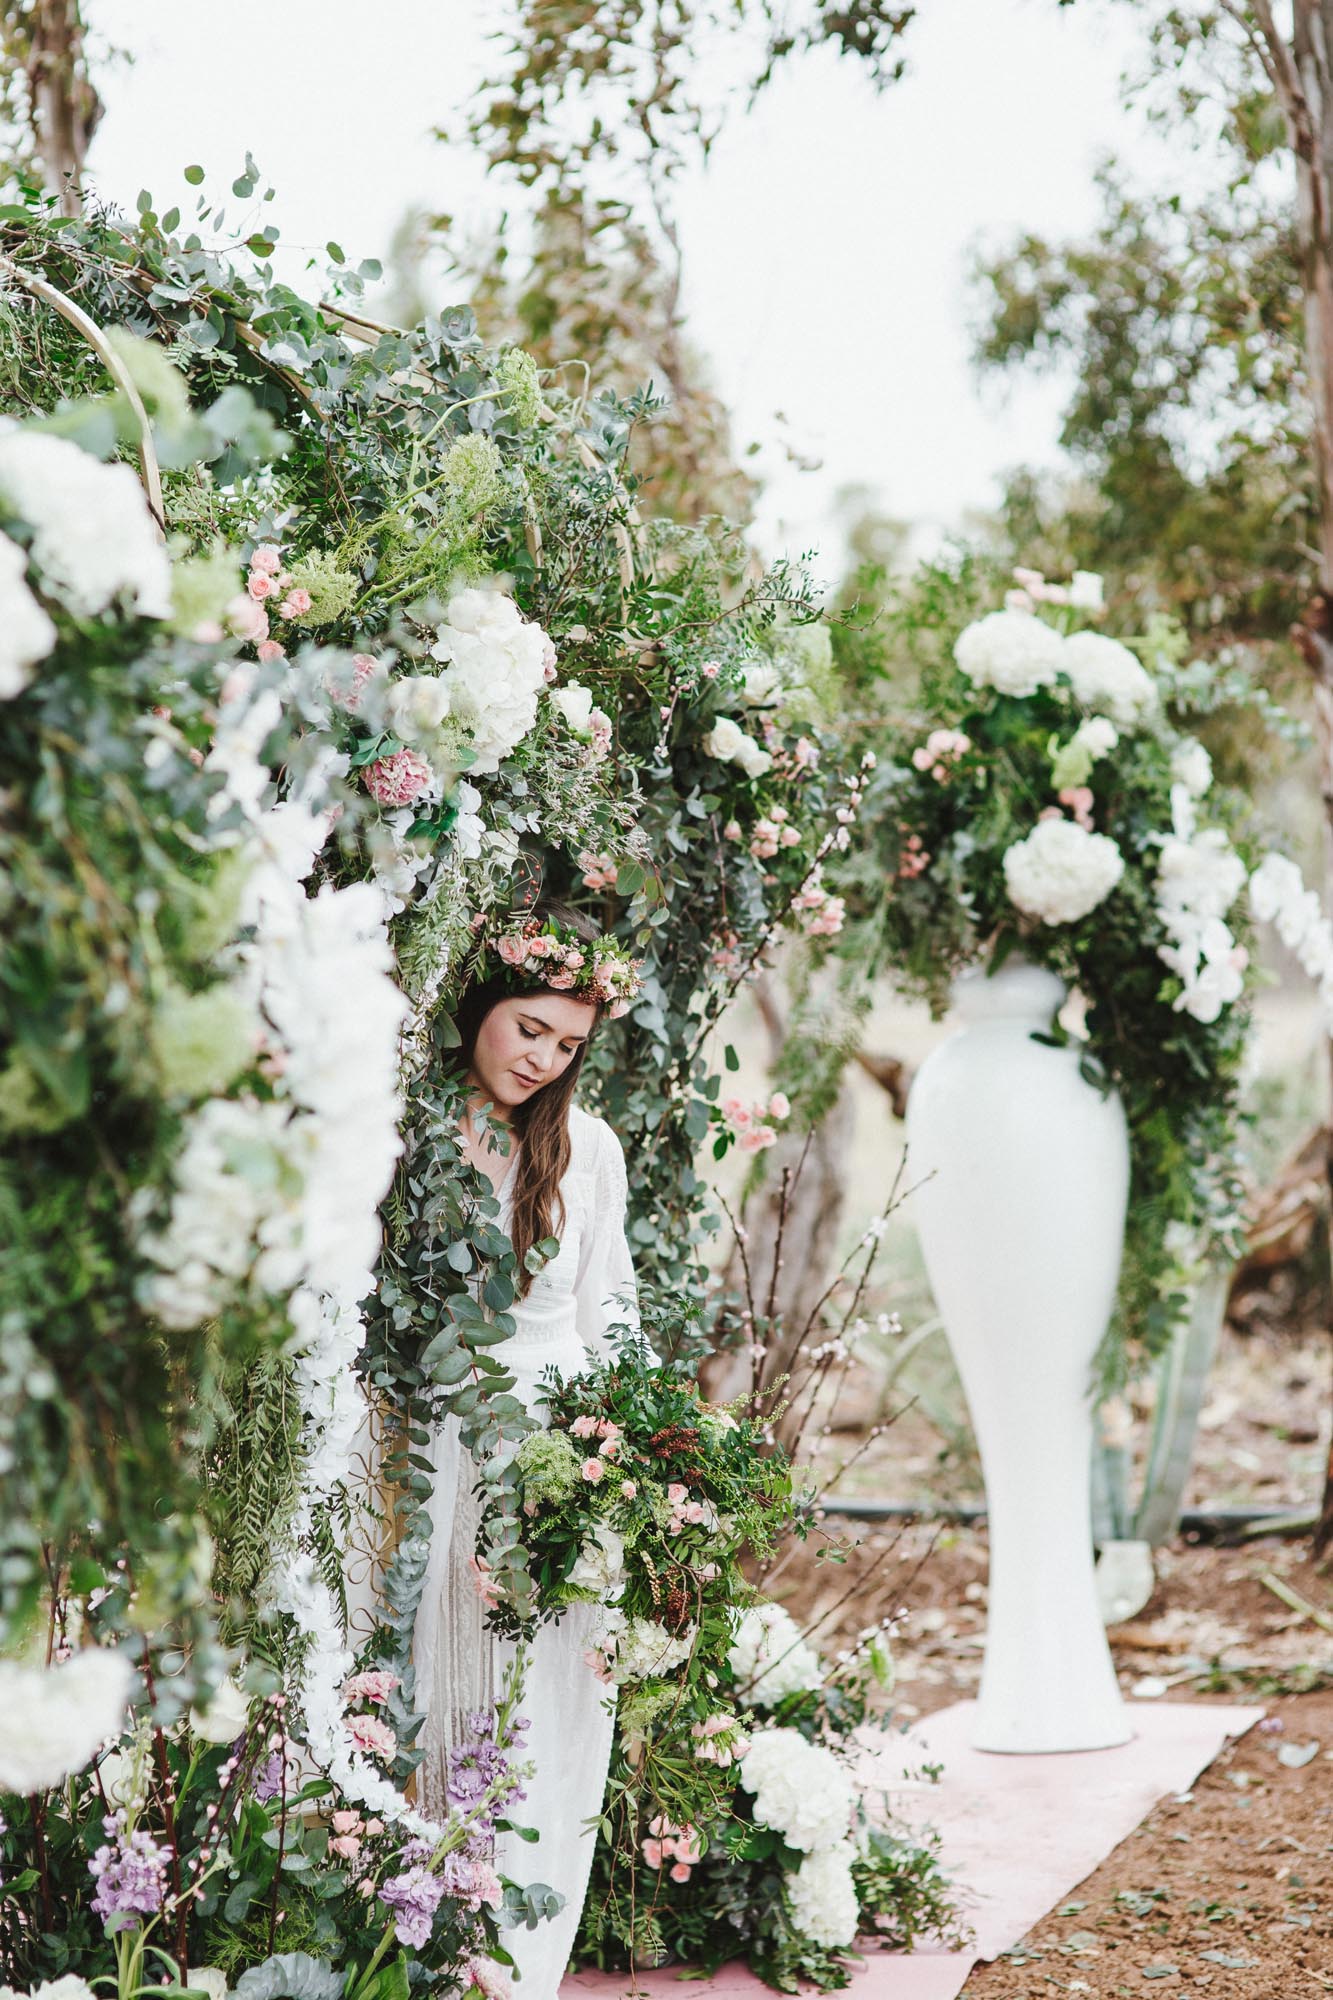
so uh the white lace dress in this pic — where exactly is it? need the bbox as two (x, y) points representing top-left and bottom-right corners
(412, 1102), (638, 1999)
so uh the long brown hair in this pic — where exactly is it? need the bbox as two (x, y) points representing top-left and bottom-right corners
(450, 901), (604, 1295)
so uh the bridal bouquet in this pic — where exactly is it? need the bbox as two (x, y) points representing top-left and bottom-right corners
(577, 1599), (964, 1992)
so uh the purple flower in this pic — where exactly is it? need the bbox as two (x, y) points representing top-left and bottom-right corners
(89, 1813), (170, 1930)
(379, 1863), (447, 1949)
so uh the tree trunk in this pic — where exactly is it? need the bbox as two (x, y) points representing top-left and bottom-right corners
(1257, 0), (1333, 1555)
(23, 0), (100, 214)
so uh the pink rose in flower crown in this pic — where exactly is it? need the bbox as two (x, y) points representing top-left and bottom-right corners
(346, 1713), (397, 1761)
(546, 969), (577, 990)
(497, 934), (528, 968)
(362, 748), (433, 808)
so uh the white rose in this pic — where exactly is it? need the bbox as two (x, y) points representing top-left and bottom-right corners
(1061, 631), (1157, 726)
(429, 586), (550, 773)
(733, 734), (773, 780)
(189, 1676), (251, 1744)
(1068, 570), (1105, 613)
(383, 673), (451, 741)
(739, 662), (781, 706)
(568, 1522), (626, 1597)
(1170, 739), (1212, 798)
(187, 1973), (229, 2000)
(549, 682), (594, 736)
(954, 609), (1065, 698)
(1003, 817), (1125, 926)
(701, 715), (747, 763)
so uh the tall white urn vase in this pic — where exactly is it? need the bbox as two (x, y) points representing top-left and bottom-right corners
(905, 961), (1132, 1753)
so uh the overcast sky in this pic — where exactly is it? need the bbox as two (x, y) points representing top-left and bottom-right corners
(89, 0), (1155, 571)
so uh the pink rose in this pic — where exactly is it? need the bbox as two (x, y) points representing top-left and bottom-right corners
(642, 1838), (665, 1869)
(346, 1713), (396, 1760)
(463, 1956), (512, 2000)
(527, 935), (552, 957)
(497, 934), (528, 967)
(249, 544), (282, 575)
(364, 1819), (384, 1836)
(362, 748), (433, 808)
(279, 588), (313, 618)
(721, 1096), (750, 1128)
(581, 1458), (605, 1484)
(331, 1811), (364, 1834)
(620, 1479), (637, 1500)
(247, 571), (274, 601)
(723, 819), (742, 841)
(667, 1484), (688, 1506)
(701, 661), (720, 678)
(546, 969), (577, 989)
(670, 1861), (692, 1883)
(1058, 786), (1095, 830)
(768, 1092), (790, 1119)
(740, 1125), (778, 1152)
(571, 1414), (600, 1438)
(330, 1833), (362, 1860)
(226, 593), (270, 644)
(599, 1436), (621, 1459)
(609, 998), (629, 1019)
(256, 640), (287, 663)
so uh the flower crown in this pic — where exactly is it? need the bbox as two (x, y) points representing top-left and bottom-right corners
(485, 916), (643, 1018)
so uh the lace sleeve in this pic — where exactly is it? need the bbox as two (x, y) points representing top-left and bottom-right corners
(574, 1120), (642, 1361)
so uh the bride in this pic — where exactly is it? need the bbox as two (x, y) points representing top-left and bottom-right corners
(411, 900), (642, 1998)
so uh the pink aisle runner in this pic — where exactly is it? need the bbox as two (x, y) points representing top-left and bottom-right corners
(563, 1698), (1263, 2000)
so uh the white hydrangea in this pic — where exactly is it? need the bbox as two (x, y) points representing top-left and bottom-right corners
(738, 662), (781, 706)
(729, 1602), (824, 1707)
(0, 428), (172, 621)
(0, 529), (56, 699)
(738, 1726), (855, 1853)
(604, 1615), (696, 1686)
(954, 609), (1065, 698)
(1061, 631), (1157, 726)
(786, 1839), (861, 1949)
(382, 672), (453, 743)
(429, 586), (550, 773)
(0, 1649), (134, 1795)
(701, 712), (772, 778)
(1003, 817), (1125, 926)
(1170, 739), (1212, 799)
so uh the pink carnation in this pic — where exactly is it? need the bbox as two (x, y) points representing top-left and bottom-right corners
(581, 1458), (605, 1484)
(362, 748), (433, 807)
(346, 1713), (396, 1761)
(343, 1670), (400, 1705)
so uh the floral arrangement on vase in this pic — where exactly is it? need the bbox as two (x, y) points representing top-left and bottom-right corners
(846, 566), (1282, 1377)
(576, 1599), (964, 1992)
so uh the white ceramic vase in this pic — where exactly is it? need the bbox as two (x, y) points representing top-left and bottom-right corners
(905, 961), (1132, 1752)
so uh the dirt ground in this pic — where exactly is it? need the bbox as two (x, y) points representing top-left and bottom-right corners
(771, 1319), (1333, 2000)
(776, 1521), (1333, 1996)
